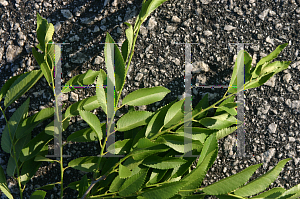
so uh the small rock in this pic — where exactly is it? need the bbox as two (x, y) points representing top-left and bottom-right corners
(93, 25), (100, 32)
(0, 0), (8, 6)
(200, 0), (212, 4)
(146, 16), (157, 30)
(224, 25), (236, 31)
(6, 45), (23, 63)
(94, 56), (103, 65)
(70, 92), (78, 102)
(266, 36), (274, 45)
(61, 9), (73, 19)
(203, 30), (213, 36)
(258, 9), (270, 20)
(282, 73), (291, 83)
(165, 25), (177, 32)
(268, 123), (277, 134)
(171, 16), (181, 23)
(135, 73), (143, 81)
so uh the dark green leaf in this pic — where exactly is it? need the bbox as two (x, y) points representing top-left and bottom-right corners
(68, 156), (100, 173)
(0, 165), (13, 199)
(29, 190), (47, 199)
(116, 111), (153, 132)
(4, 70), (43, 109)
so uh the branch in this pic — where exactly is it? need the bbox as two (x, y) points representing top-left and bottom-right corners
(81, 175), (107, 199)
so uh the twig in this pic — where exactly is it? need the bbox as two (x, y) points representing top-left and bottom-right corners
(81, 175), (106, 199)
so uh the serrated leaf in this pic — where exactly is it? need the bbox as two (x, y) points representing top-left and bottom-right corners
(202, 163), (262, 195)
(29, 190), (47, 199)
(20, 145), (48, 185)
(79, 110), (102, 141)
(78, 174), (89, 198)
(68, 156), (100, 173)
(199, 113), (237, 130)
(16, 107), (54, 140)
(132, 144), (170, 161)
(0, 165), (13, 199)
(142, 180), (187, 199)
(145, 101), (175, 138)
(67, 124), (106, 143)
(216, 124), (242, 140)
(196, 133), (218, 168)
(116, 111), (153, 132)
(107, 139), (132, 155)
(96, 70), (108, 115)
(134, 137), (164, 149)
(142, 156), (187, 170)
(122, 86), (170, 106)
(61, 70), (100, 93)
(119, 168), (148, 197)
(119, 163), (132, 179)
(179, 149), (217, 196)
(192, 93), (209, 121)
(1, 97), (30, 154)
(276, 183), (300, 199)
(109, 174), (126, 192)
(34, 155), (56, 163)
(0, 74), (22, 103)
(176, 127), (214, 144)
(64, 95), (100, 119)
(253, 43), (288, 78)
(251, 187), (286, 199)
(234, 158), (291, 197)
(4, 70), (43, 109)
(147, 169), (168, 185)
(163, 99), (185, 129)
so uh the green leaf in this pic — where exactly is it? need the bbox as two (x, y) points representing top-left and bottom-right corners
(20, 130), (53, 162)
(169, 157), (197, 180)
(36, 13), (54, 52)
(142, 180), (187, 199)
(109, 174), (126, 192)
(179, 149), (217, 196)
(20, 144), (48, 185)
(216, 124), (242, 140)
(96, 70), (108, 115)
(29, 190), (47, 199)
(216, 102), (241, 116)
(234, 158), (291, 197)
(196, 133), (218, 169)
(16, 107), (54, 140)
(147, 169), (168, 185)
(145, 101), (175, 138)
(251, 187), (286, 199)
(0, 165), (14, 199)
(1, 97), (30, 153)
(107, 139), (132, 155)
(202, 163), (262, 195)
(61, 69), (100, 93)
(192, 93), (209, 121)
(199, 113), (237, 130)
(6, 130), (31, 177)
(79, 110), (102, 141)
(119, 163), (132, 179)
(34, 155), (57, 163)
(123, 22), (134, 63)
(276, 183), (300, 199)
(44, 115), (70, 136)
(134, 137), (164, 149)
(36, 183), (56, 191)
(116, 111), (153, 132)
(227, 49), (244, 94)
(67, 124), (106, 143)
(215, 95), (236, 116)
(132, 145), (170, 161)
(122, 86), (170, 106)
(0, 74), (22, 103)
(4, 70), (43, 109)
(68, 156), (100, 173)
(40, 62), (52, 87)
(31, 46), (44, 66)
(163, 99), (185, 129)
(64, 95), (100, 118)
(78, 174), (89, 198)
(176, 127), (214, 144)
(244, 72), (275, 90)
(104, 32), (126, 92)
(253, 43), (288, 78)
(142, 156), (187, 170)
(119, 167), (149, 197)
(137, 0), (169, 29)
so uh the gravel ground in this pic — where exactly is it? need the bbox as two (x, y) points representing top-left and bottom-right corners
(0, 0), (300, 198)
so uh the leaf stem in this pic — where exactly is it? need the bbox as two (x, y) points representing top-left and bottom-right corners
(150, 92), (237, 141)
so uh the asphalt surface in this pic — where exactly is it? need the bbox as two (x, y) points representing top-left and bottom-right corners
(0, 0), (300, 198)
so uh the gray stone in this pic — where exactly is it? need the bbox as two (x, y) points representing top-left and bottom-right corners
(224, 25), (236, 31)
(258, 9), (270, 20)
(268, 123), (277, 134)
(6, 45), (23, 63)
(61, 9), (73, 19)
